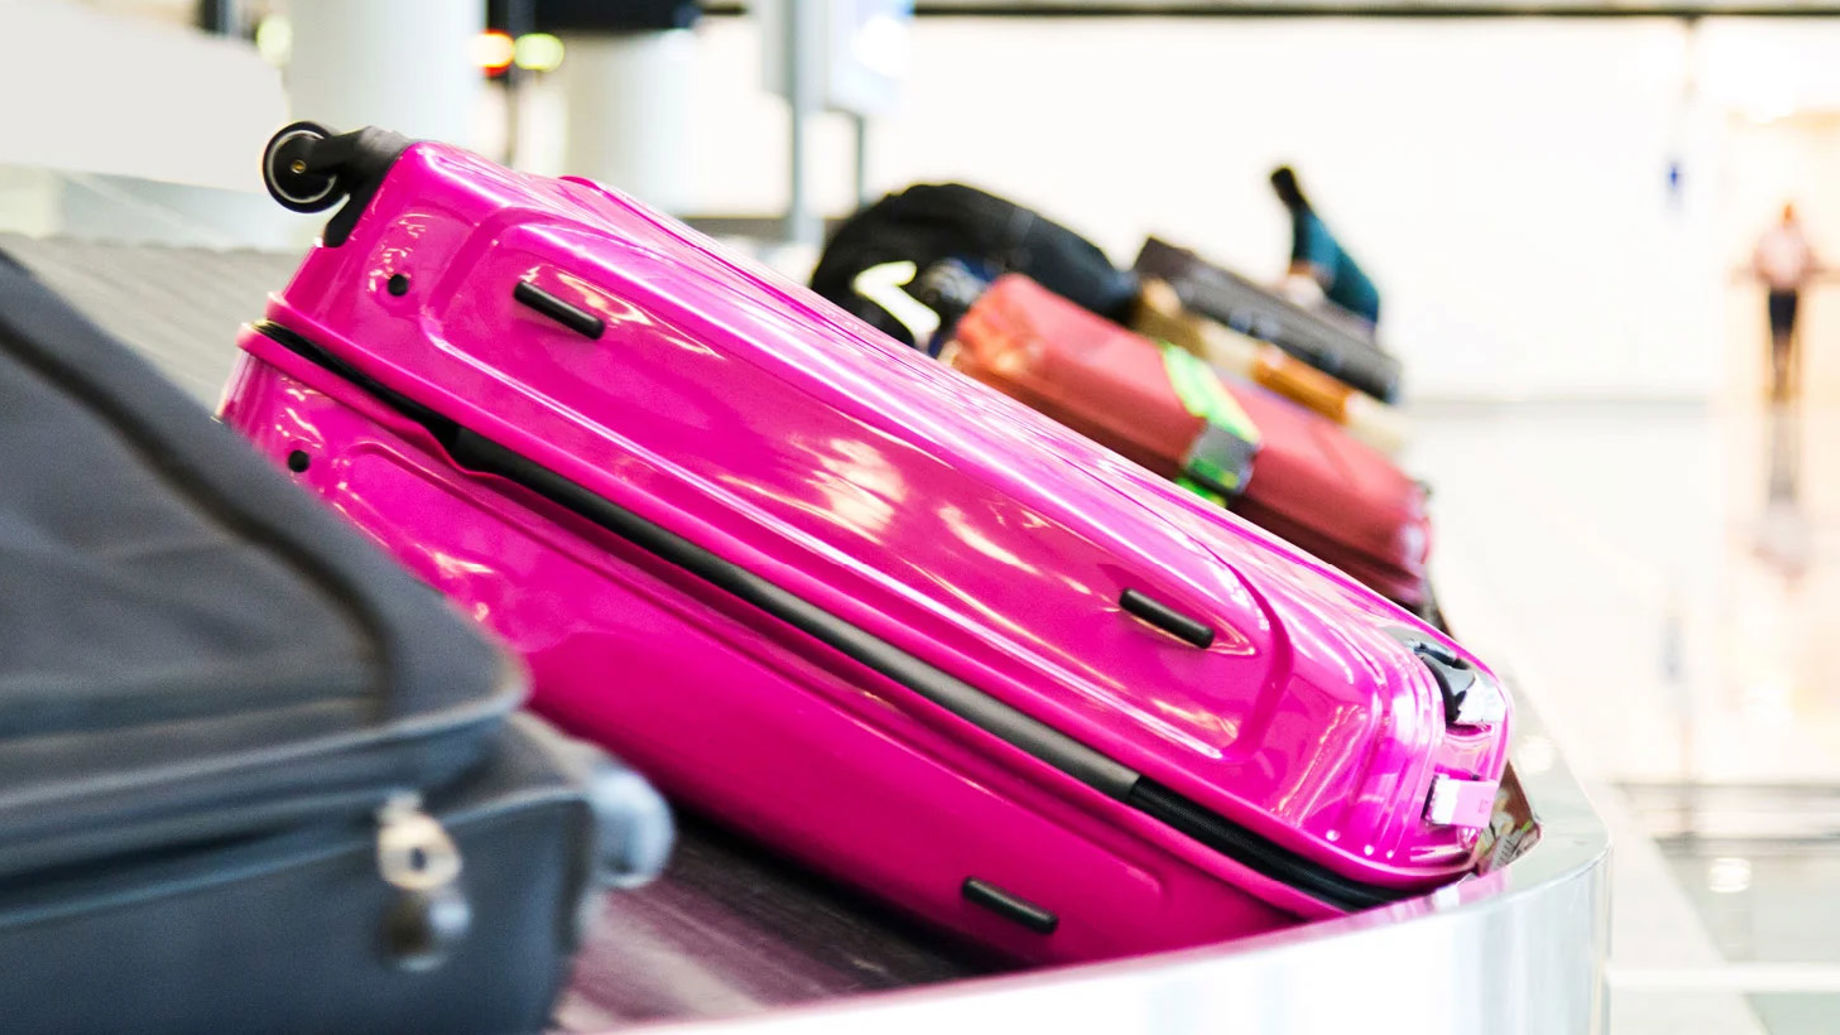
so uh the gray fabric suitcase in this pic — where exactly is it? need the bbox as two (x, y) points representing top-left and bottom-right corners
(0, 251), (671, 1034)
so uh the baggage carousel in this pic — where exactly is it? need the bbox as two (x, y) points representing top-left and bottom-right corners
(1, 233), (1611, 1034)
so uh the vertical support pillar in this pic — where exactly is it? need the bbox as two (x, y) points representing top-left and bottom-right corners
(287, 0), (485, 147)
(783, 0), (822, 246)
(555, 31), (696, 210)
(851, 111), (871, 209)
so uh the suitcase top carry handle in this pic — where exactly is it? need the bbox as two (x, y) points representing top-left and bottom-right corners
(262, 122), (412, 248)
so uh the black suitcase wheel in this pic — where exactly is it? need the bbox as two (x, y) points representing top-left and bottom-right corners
(263, 121), (343, 213)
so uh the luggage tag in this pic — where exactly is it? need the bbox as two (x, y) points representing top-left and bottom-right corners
(1159, 342), (1261, 500)
(851, 258), (994, 356)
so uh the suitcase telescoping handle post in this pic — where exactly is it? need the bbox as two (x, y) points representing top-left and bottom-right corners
(262, 121), (412, 247)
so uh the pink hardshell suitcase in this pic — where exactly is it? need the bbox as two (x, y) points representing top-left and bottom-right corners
(220, 124), (1511, 965)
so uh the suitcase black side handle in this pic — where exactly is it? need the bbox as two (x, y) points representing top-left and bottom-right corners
(962, 878), (1058, 934)
(1119, 589), (1215, 649)
(514, 281), (607, 340)
(262, 121), (413, 248)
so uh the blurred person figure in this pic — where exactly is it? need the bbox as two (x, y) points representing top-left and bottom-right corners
(1752, 203), (1818, 402)
(1271, 166), (1381, 331)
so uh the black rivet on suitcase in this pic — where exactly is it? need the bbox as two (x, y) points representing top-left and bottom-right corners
(1119, 589), (1214, 649)
(962, 878), (1058, 934)
(513, 281), (605, 340)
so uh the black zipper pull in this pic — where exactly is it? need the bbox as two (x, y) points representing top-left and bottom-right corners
(376, 792), (471, 972)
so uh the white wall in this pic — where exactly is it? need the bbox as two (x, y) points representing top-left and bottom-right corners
(632, 16), (1840, 402)
(0, 0), (285, 193)
(286, 0), (486, 149)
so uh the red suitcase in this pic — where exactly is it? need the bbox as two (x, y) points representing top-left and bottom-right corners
(947, 274), (1433, 617)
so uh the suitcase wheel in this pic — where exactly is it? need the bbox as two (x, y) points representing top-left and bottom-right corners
(262, 120), (344, 213)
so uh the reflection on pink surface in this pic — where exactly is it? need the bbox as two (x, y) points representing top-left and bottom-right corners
(219, 139), (1507, 963)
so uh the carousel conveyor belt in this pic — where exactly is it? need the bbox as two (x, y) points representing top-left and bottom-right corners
(0, 233), (1611, 1035)
(0, 233), (1003, 1028)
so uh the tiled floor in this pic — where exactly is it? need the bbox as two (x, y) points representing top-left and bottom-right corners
(1413, 400), (1840, 1034)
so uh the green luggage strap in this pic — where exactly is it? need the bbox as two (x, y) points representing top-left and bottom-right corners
(1174, 476), (1230, 507)
(1159, 342), (1261, 499)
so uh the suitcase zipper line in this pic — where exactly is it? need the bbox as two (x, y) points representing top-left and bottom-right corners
(253, 320), (1419, 913)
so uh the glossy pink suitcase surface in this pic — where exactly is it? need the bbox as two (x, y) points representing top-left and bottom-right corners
(221, 125), (1511, 965)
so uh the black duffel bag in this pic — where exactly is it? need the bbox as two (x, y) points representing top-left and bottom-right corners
(809, 183), (1139, 348)
(0, 253), (673, 1035)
